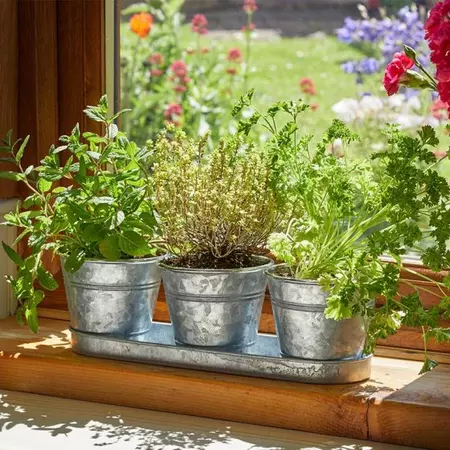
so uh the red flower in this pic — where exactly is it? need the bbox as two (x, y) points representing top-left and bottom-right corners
(164, 103), (183, 120)
(383, 52), (414, 96)
(311, 103), (319, 111)
(171, 60), (188, 78)
(425, 0), (450, 42)
(191, 14), (208, 35)
(424, 2), (450, 115)
(428, 22), (450, 66)
(226, 67), (237, 75)
(243, 0), (258, 13)
(241, 22), (255, 33)
(299, 78), (317, 96)
(150, 69), (164, 77)
(227, 48), (242, 62)
(149, 53), (164, 66)
(130, 13), (153, 38)
(173, 85), (187, 93)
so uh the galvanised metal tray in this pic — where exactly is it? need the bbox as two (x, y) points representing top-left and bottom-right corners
(71, 322), (372, 384)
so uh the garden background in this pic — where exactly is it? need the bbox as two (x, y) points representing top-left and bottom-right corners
(120, 0), (449, 166)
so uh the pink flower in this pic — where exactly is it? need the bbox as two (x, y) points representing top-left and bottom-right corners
(171, 60), (188, 78)
(241, 22), (255, 33)
(226, 67), (237, 75)
(173, 85), (187, 93)
(149, 52), (164, 66)
(191, 14), (208, 34)
(434, 150), (447, 159)
(164, 103), (183, 120)
(201, 47), (210, 54)
(227, 48), (242, 62)
(299, 78), (317, 96)
(383, 52), (414, 96)
(311, 103), (319, 111)
(150, 68), (164, 77)
(243, 0), (258, 13)
(431, 98), (449, 120)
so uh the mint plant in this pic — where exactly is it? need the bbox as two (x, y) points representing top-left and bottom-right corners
(0, 96), (160, 333)
(233, 92), (450, 372)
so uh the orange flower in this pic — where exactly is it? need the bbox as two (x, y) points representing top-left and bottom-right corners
(130, 12), (153, 38)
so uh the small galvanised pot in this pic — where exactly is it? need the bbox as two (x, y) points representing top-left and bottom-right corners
(267, 265), (367, 361)
(63, 257), (161, 338)
(159, 256), (273, 350)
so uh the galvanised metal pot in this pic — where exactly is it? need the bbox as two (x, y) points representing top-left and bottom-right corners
(159, 256), (273, 350)
(267, 265), (367, 361)
(63, 257), (161, 338)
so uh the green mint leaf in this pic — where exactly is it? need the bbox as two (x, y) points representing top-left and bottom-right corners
(64, 249), (86, 273)
(37, 178), (53, 193)
(25, 306), (39, 334)
(15, 135), (30, 163)
(99, 235), (121, 261)
(37, 266), (59, 291)
(118, 230), (151, 257)
(0, 171), (23, 182)
(2, 242), (24, 268)
(419, 357), (438, 374)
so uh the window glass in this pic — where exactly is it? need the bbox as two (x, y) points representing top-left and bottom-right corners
(118, 0), (449, 256)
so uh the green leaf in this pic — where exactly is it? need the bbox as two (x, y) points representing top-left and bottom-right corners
(37, 178), (53, 193)
(2, 242), (24, 268)
(0, 171), (23, 181)
(82, 224), (105, 243)
(15, 135), (30, 163)
(118, 230), (152, 257)
(110, 210), (125, 229)
(419, 357), (438, 374)
(99, 235), (121, 261)
(64, 249), (86, 273)
(25, 305), (39, 334)
(37, 266), (59, 291)
(90, 196), (115, 205)
(86, 151), (101, 160)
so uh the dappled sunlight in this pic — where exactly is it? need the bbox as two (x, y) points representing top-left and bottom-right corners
(0, 390), (413, 450)
(18, 330), (71, 351)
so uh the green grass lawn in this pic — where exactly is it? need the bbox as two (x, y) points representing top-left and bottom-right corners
(180, 30), (380, 138)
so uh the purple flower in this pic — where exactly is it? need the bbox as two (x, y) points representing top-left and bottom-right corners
(341, 58), (381, 75)
(337, 6), (429, 74)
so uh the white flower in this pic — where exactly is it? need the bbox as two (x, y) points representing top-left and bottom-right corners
(387, 94), (406, 109)
(395, 114), (425, 129)
(406, 96), (421, 111)
(332, 99), (360, 123)
(359, 95), (384, 115)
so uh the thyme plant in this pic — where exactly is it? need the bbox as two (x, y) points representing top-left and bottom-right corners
(151, 127), (278, 268)
(233, 91), (450, 371)
(0, 96), (160, 332)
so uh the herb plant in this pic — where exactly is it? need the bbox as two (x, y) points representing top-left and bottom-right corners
(0, 96), (160, 333)
(151, 127), (278, 269)
(233, 92), (450, 371)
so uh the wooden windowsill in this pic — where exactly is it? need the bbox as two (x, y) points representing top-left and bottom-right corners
(0, 317), (449, 450)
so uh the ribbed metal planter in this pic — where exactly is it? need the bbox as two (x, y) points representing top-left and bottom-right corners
(159, 256), (273, 350)
(267, 265), (367, 361)
(63, 257), (161, 338)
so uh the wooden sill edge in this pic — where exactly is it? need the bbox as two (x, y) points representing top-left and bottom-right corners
(1, 317), (449, 450)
